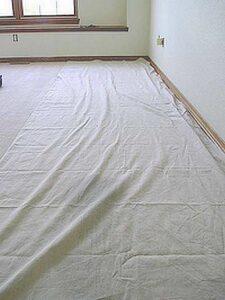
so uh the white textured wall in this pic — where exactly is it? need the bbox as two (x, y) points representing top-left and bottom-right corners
(0, 0), (150, 57)
(80, 0), (127, 25)
(149, 0), (225, 141)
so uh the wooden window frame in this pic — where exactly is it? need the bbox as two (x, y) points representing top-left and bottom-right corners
(0, 0), (79, 26)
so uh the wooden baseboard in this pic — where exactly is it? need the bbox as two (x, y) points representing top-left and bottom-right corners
(149, 57), (225, 153)
(0, 56), (149, 64)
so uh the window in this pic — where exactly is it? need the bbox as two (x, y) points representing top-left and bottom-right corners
(0, 0), (79, 26)
(0, 0), (14, 17)
(23, 0), (75, 16)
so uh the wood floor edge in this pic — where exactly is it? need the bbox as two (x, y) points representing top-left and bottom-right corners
(148, 57), (225, 153)
(0, 56), (149, 64)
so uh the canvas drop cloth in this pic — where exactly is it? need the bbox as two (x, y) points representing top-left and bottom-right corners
(0, 59), (225, 300)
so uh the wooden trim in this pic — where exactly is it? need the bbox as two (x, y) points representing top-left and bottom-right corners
(0, 56), (149, 64)
(74, 0), (79, 18)
(149, 57), (225, 153)
(12, 0), (21, 19)
(0, 25), (128, 33)
(0, 17), (80, 26)
(73, 25), (129, 32)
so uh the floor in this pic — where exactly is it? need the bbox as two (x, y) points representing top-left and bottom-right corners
(0, 60), (225, 300)
(0, 63), (63, 158)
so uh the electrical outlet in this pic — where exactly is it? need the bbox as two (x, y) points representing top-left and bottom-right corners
(157, 36), (165, 47)
(13, 34), (19, 42)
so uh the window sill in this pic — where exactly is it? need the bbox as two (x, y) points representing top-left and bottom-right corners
(0, 24), (129, 33)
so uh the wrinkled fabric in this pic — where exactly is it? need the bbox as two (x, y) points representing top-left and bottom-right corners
(0, 59), (225, 300)
(0, 63), (63, 160)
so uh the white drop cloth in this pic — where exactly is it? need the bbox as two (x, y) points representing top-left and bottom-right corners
(0, 59), (225, 300)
